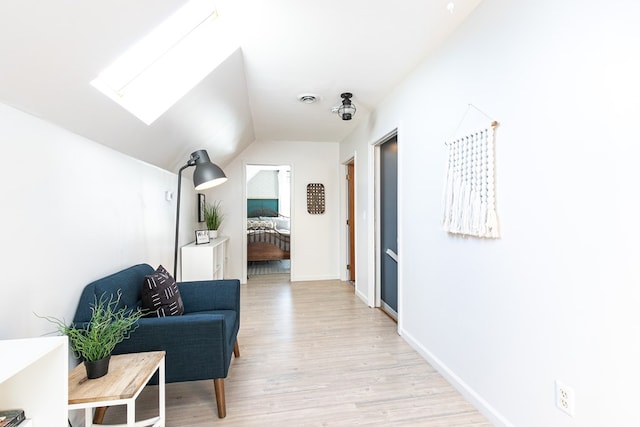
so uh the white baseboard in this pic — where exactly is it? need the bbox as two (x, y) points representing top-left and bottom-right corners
(355, 288), (370, 306)
(399, 327), (514, 427)
(290, 274), (340, 282)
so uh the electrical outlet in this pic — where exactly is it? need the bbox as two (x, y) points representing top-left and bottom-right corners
(555, 380), (575, 417)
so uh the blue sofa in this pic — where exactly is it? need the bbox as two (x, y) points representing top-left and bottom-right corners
(73, 263), (240, 419)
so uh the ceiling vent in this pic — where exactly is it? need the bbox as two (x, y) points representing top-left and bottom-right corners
(297, 94), (319, 104)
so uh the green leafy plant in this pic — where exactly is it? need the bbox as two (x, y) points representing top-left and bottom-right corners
(38, 290), (144, 362)
(204, 200), (225, 231)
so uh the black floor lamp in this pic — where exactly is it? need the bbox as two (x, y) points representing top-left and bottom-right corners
(174, 149), (227, 279)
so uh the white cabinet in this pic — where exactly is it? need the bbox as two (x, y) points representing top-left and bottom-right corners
(0, 336), (68, 426)
(181, 236), (229, 281)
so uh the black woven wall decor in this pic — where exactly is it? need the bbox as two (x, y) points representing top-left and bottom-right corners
(306, 183), (325, 214)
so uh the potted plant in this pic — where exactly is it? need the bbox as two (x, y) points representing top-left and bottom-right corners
(204, 200), (225, 238)
(38, 290), (144, 379)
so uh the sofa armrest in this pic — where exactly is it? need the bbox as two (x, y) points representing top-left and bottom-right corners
(178, 279), (240, 314)
(116, 314), (227, 355)
(114, 313), (235, 381)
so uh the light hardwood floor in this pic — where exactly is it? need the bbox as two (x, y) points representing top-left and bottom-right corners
(101, 274), (491, 426)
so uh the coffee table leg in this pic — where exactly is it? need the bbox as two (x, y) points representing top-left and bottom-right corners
(159, 358), (166, 426)
(85, 408), (93, 427)
(127, 401), (135, 426)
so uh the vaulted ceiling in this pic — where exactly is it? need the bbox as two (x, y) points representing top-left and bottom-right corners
(0, 0), (481, 172)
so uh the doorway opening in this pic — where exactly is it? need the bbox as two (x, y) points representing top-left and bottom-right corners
(246, 164), (291, 278)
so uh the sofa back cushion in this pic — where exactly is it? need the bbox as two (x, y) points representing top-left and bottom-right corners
(74, 264), (154, 323)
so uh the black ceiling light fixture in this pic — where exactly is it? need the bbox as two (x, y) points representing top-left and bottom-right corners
(336, 92), (356, 120)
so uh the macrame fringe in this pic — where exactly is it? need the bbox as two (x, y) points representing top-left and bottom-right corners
(442, 123), (500, 238)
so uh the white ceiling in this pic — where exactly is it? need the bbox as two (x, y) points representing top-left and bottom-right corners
(0, 0), (481, 172)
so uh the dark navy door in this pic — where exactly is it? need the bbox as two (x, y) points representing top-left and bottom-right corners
(380, 135), (398, 317)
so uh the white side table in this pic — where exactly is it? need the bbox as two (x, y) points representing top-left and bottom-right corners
(181, 236), (229, 281)
(68, 351), (165, 427)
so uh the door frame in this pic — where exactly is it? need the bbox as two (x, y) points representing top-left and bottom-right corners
(341, 153), (356, 283)
(373, 129), (401, 326)
(242, 162), (294, 282)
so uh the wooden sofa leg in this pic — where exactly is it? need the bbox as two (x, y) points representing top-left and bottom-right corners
(214, 378), (226, 418)
(93, 406), (108, 424)
(234, 339), (240, 357)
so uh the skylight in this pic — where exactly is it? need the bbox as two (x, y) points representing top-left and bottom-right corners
(91, 0), (236, 125)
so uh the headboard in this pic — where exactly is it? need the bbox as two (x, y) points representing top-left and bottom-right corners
(247, 199), (279, 217)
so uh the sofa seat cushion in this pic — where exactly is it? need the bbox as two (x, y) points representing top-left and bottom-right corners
(142, 265), (184, 317)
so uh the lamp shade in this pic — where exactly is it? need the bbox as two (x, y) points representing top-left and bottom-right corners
(191, 149), (228, 190)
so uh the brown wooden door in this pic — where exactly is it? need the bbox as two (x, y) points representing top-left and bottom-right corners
(347, 162), (355, 282)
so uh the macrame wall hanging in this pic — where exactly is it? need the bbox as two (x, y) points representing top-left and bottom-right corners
(442, 116), (500, 238)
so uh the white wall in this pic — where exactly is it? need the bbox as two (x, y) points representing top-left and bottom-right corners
(341, 0), (640, 425)
(0, 102), (197, 340)
(205, 140), (340, 283)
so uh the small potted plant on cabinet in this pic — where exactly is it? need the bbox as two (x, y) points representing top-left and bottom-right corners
(38, 290), (144, 379)
(204, 200), (225, 238)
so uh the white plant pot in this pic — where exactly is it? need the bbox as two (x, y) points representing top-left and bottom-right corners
(208, 230), (219, 239)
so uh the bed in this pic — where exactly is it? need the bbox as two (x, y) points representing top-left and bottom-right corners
(247, 206), (290, 262)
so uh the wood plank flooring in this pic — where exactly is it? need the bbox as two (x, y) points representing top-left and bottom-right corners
(100, 274), (491, 426)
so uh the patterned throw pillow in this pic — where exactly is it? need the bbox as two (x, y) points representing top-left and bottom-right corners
(247, 218), (275, 230)
(247, 218), (260, 229)
(258, 217), (276, 229)
(141, 265), (184, 317)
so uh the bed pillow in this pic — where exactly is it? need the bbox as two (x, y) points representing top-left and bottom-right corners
(141, 265), (184, 317)
(274, 217), (290, 231)
(258, 217), (276, 229)
(247, 218), (261, 229)
(248, 217), (275, 229)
